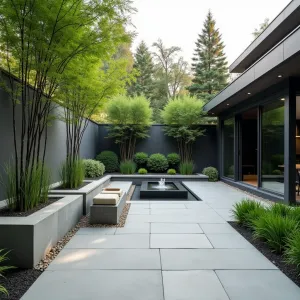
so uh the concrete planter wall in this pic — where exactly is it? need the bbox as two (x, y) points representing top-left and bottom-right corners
(49, 176), (111, 215)
(0, 194), (83, 268)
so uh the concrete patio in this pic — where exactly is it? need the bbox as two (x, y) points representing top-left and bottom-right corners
(21, 182), (300, 300)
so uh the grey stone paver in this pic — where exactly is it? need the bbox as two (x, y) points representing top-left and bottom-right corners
(207, 233), (255, 248)
(151, 223), (203, 234)
(65, 234), (149, 249)
(199, 223), (237, 234)
(163, 270), (230, 300)
(75, 227), (116, 235)
(22, 181), (300, 300)
(115, 222), (150, 234)
(217, 270), (300, 300)
(160, 249), (277, 270)
(48, 249), (161, 270)
(151, 234), (212, 248)
(21, 270), (164, 300)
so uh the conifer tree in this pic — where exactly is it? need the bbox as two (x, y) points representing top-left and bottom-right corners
(188, 11), (229, 102)
(128, 41), (154, 99)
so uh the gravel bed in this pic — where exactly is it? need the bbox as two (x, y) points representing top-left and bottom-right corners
(229, 222), (300, 288)
(0, 198), (62, 217)
(0, 269), (42, 300)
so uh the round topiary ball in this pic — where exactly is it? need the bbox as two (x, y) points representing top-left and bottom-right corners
(83, 159), (105, 178)
(147, 153), (168, 173)
(167, 168), (176, 175)
(138, 168), (148, 174)
(167, 153), (180, 167)
(95, 151), (119, 173)
(202, 167), (218, 182)
(134, 152), (149, 167)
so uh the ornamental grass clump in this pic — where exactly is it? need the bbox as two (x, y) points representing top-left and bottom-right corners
(245, 206), (267, 230)
(231, 199), (265, 226)
(179, 161), (194, 175)
(0, 249), (14, 296)
(285, 231), (300, 272)
(268, 203), (292, 217)
(60, 158), (84, 189)
(120, 160), (136, 174)
(253, 212), (299, 254)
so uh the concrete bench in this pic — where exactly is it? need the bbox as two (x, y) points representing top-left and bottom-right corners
(89, 192), (126, 225)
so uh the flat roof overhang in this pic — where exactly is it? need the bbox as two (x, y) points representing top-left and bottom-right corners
(204, 25), (300, 115)
(229, 0), (300, 73)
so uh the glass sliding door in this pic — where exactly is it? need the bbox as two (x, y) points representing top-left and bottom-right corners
(261, 100), (284, 194)
(223, 118), (235, 179)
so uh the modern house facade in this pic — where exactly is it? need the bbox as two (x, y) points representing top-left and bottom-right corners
(203, 0), (300, 204)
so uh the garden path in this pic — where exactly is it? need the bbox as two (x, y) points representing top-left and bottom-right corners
(21, 182), (300, 300)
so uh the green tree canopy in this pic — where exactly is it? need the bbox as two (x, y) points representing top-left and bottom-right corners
(252, 18), (269, 39)
(187, 10), (229, 103)
(105, 95), (152, 160)
(161, 96), (206, 162)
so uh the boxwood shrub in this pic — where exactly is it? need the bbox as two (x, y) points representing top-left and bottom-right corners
(83, 159), (105, 178)
(134, 152), (148, 167)
(147, 153), (168, 172)
(167, 169), (176, 175)
(138, 168), (148, 174)
(202, 167), (218, 182)
(167, 153), (180, 167)
(96, 151), (119, 173)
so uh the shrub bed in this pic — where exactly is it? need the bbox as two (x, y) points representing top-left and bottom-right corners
(202, 167), (218, 182)
(231, 199), (300, 286)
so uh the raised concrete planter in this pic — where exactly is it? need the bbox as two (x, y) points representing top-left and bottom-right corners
(90, 192), (126, 225)
(0, 194), (83, 268)
(49, 176), (111, 215)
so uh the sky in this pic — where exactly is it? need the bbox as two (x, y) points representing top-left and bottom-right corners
(130, 0), (290, 66)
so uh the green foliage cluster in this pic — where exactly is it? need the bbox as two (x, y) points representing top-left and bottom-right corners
(134, 152), (149, 167)
(202, 167), (218, 182)
(120, 160), (136, 174)
(96, 151), (119, 173)
(1, 162), (50, 211)
(179, 161), (194, 175)
(167, 153), (180, 167)
(161, 96), (206, 162)
(83, 159), (105, 178)
(147, 153), (168, 172)
(60, 159), (84, 189)
(106, 95), (152, 160)
(232, 200), (300, 272)
(167, 169), (176, 175)
(0, 249), (14, 296)
(138, 168), (148, 174)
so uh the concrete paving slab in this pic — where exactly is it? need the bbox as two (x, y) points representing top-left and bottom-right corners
(151, 223), (203, 234)
(160, 249), (277, 270)
(151, 234), (212, 249)
(65, 234), (150, 249)
(128, 208), (150, 215)
(207, 233), (255, 249)
(163, 270), (229, 300)
(75, 227), (116, 235)
(150, 203), (187, 209)
(48, 249), (161, 270)
(199, 223), (237, 234)
(216, 270), (300, 300)
(21, 270), (164, 300)
(115, 222), (150, 234)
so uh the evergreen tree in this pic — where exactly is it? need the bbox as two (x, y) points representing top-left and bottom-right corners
(188, 11), (229, 103)
(128, 41), (154, 99)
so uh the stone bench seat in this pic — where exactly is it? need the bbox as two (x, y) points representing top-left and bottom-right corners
(90, 191), (126, 225)
(101, 188), (123, 196)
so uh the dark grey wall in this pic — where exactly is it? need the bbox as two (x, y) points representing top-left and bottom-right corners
(97, 125), (218, 172)
(0, 86), (100, 201)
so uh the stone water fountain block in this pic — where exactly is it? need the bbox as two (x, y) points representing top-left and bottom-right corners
(140, 181), (188, 199)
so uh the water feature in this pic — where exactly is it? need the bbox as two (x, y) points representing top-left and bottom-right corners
(148, 178), (178, 190)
